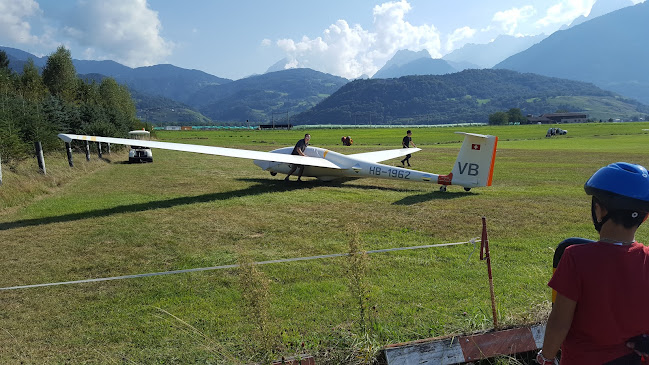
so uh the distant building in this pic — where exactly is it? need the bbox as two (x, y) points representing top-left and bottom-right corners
(258, 124), (292, 130)
(527, 116), (552, 124)
(165, 126), (181, 130)
(181, 126), (192, 131)
(525, 112), (588, 124)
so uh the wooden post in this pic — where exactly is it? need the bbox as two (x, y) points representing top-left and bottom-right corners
(65, 142), (74, 167)
(84, 140), (90, 161)
(34, 141), (46, 174)
(0, 152), (3, 186)
(97, 142), (102, 158)
(480, 216), (498, 329)
(107, 143), (111, 154)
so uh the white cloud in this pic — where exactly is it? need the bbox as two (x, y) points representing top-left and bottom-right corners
(275, 0), (441, 79)
(445, 26), (476, 52)
(536, 0), (595, 28)
(0, 0), (41, 44)
(63, 0), (173, 67)
(492, 6), (536, 35)
(261, 38), (271, 47)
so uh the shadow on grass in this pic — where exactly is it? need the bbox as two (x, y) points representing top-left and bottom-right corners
(0, 177), (473, 230)
(241, 177), (476, 205)
(238, 177), (423, 193)
(0, 179), (307, 231)
(392, 190), (474, 205)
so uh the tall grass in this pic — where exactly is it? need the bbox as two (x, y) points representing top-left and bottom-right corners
(345, 223), (381, 365)
(238, 255), (275, 363)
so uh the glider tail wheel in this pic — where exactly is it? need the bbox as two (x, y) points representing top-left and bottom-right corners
(464, 187), (471, 192)
(270, 172), (277, 176)
(439, 186), (447, 192)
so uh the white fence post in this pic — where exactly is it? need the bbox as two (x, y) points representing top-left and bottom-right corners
(65, 142), (74, 167)
(84, 141), (90, 161)
(34, 141), (46, 174)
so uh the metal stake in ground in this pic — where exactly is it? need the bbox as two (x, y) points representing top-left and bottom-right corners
(34, 141), (46, 174)
(65, 142), (74, 167)
(84, 141), (90, 161)
(0, 152), (3, 185)
(480, 216), (498, 328)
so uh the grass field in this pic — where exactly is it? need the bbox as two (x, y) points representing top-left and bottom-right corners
(2, 122), (649, 364)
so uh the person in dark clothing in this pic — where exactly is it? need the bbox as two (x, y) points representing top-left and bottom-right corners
(400, 130), (416, 167)
(285, 133), (311, 181)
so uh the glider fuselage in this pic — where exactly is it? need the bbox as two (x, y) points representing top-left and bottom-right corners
(254, 146), (440, 183)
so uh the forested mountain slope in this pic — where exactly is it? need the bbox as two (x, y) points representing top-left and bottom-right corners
(188, 68), (349, 123)
(295, 69), (649, 125)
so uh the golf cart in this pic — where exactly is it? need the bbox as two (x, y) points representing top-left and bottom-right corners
(128, 130), (153, 163)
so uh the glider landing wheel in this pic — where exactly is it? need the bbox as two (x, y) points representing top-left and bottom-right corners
(464, 187), (471, 192)
(270, 172), (277, 176)
(439, 185), (447, 192)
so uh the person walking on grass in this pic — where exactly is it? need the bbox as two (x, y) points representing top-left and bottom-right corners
(537, 162), (649, 365)
(400, 130), (416, 167)
(285, 133), (310, 182)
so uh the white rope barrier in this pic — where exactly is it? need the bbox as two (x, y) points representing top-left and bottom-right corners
(0, 238), (478, 291)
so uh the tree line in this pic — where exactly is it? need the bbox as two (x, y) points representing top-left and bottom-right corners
(488, 108), (528, 125)
(0, 46), (149, 164)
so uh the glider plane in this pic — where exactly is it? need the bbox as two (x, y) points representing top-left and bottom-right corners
(58, 132), (497, 191)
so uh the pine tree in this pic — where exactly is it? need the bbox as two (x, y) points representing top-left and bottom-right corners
(42, 46), (77, 102)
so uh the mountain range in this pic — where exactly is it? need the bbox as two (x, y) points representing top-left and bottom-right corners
(442, 34), (547, 69)
(184, 68), (348, 123)
(495, 0), (649, 105)
(1, 0), (647, 125)
(2, 46), (347, 125)
(567, 0), (633, 28)
(372, 50), (457, 79)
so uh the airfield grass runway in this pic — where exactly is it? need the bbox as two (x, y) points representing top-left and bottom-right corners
(2, 123), (649, 364)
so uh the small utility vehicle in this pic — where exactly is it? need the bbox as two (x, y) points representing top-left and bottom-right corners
(128, 130), (153, 163)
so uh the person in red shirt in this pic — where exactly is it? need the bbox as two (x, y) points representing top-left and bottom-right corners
(538, 162), (649, 365)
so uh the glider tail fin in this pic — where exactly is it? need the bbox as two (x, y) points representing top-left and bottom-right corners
(449, 132), (498, 188)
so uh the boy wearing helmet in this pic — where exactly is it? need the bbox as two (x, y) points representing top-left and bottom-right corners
(537, 162), (649, 364)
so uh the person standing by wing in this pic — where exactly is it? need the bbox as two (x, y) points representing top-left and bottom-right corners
(285, 133), (311, 182)
(537, 162), (649, 365)
(400, 130), (416, 167)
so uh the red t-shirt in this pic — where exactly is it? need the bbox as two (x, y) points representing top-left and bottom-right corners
(549, 241), (649, 364)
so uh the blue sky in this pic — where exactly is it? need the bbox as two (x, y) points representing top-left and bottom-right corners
(0, 0), (643, 80)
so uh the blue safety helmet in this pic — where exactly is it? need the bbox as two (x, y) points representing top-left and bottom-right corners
(584, 162), (649, 212)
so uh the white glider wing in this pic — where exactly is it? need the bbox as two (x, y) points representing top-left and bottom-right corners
(349, 148), (421, 163)
(58, 134), (341, 169)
